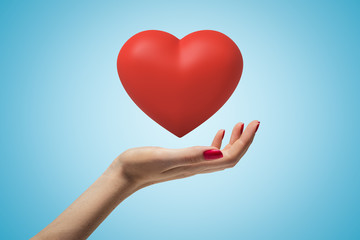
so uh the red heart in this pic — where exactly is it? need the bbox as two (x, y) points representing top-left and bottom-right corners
(117, 30), (243, 137)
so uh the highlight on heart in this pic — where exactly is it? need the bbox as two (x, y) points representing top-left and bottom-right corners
(117, 30), (243, 137)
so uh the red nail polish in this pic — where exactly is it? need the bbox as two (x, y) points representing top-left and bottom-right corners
(203, 149), (223, 160)
(255, 122), (260, 133)
(221, 130), (225, 140)
(240, 123), (244, 134)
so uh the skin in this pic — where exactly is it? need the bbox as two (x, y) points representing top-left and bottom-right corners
(32, 120), (260, 240)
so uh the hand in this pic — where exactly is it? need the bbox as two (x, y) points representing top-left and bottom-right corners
(33, 120), (260, 240)
(105, 120), (260, 190)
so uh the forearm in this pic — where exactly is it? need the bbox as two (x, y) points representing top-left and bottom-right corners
(32, 171), (137, 240)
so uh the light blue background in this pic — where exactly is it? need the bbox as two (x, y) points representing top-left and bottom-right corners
(1, 0), (359, 239)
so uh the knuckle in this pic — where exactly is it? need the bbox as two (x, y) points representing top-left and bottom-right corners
(238, 139), (247, 148)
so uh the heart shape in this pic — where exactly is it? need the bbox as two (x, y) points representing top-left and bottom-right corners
(117, 30), (243, 137)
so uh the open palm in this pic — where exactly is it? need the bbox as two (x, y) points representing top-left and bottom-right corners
(108, 120), (260, 189)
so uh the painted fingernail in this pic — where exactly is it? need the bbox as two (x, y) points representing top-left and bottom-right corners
(203, 149), (223, 160)
(221, 130), (225, 140)
(240, 123), (244, 134)
(255, 121), (260, 133)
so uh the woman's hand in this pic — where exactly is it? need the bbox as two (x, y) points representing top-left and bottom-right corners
(105, 120), (260, 190)
(32, 120), (260, 240)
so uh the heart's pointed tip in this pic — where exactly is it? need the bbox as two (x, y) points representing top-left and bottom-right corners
(174, 133), (186, 138)
(170, 131), (189, 138)
(169, 127), (196, 138)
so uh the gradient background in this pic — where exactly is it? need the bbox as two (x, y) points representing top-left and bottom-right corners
(1, 0), (359, 239)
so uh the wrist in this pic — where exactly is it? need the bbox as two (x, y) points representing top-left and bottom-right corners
(102, 161), (141, 194)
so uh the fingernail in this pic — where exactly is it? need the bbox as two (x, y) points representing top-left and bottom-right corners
(221, 130), (225, 140)
(255, 121), (260, 133)
(203, 149), (223, 160)
(240, 123), (244, 134)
